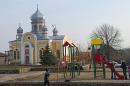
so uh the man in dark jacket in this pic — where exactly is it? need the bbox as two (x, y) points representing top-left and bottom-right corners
(44, 68), (50, 86)
(121, 61), (127, 80)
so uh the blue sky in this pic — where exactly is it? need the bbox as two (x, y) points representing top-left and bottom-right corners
(1, 0), (130, 52)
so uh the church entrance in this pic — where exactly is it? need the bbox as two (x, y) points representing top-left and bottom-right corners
(25, 45), (30, 64)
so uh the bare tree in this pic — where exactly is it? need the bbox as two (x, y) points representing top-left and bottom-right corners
(91, 24), (121, 60)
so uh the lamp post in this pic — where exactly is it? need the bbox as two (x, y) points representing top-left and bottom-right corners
(51, 24), (58, 81)
(51, 24), (57, 56)
(9, 50), (13, 64)
(7, 51), (10, 64)
(4, 51), (7, 64)
(16, 34), (19, 64)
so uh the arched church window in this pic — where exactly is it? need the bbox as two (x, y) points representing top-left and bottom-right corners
(39, 48), (44, 58)
(39, 50), (42, 56)
(14, 51), (16, 60)
(34, 25), (37, 32)
(39, 25), (42, 30)
(17, 51), (19, 59)
(34, 25), (37, 29)
(57, 50), (60, 58)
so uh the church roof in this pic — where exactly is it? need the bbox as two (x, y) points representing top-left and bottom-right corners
(48, 35), (65, 40)
(36, 33), (65, 40)
(9, 39), (21, 43)
(36, 33), (48, 40)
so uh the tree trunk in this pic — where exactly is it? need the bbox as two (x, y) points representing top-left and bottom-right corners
(106, 41), (110, 61)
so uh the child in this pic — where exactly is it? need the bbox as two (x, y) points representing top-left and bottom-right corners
(110, 61), (116, 79)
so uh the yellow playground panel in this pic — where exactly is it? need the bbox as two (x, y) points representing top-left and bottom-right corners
(91, 38), (103, 45)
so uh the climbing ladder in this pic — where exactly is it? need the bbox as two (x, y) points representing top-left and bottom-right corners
(95, 64), (104, 79)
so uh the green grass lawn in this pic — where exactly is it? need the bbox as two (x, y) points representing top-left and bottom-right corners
(0, 66), (29, 70)
(0, 66), (31, 73)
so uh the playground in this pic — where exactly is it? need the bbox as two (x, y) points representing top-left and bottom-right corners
(53, 38), (127, 81)
(5, 38), (128, 82)
(0, 38), (128, 84)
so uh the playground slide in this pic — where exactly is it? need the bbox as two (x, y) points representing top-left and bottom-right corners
(105, 62), (125, 80)
(94, 53), (125, 80)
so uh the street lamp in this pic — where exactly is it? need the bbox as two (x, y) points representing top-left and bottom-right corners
(52, 24), (59, 82)
(51, 24), (57, 56)
(4, 51), (7, 64)
(7, 51), (10, 64)
(9, 50), (13, 64)
(16, 34), (19, 64)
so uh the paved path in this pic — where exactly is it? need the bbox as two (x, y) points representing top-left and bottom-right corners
(9, 70), (126, 82)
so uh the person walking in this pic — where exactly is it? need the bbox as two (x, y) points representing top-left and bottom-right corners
(121, 61), (127, 80)
(127, 65), (130, 79)
(44, 68), (50, 86)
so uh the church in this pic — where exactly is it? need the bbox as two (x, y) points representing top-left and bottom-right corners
(9, 7), (78, 65)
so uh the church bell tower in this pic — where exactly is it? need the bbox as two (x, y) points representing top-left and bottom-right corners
(31, 5), (48, 39)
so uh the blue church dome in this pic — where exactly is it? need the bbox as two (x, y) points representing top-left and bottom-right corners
(17, 26), (23, 33)
(31, 8), (43, 20)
